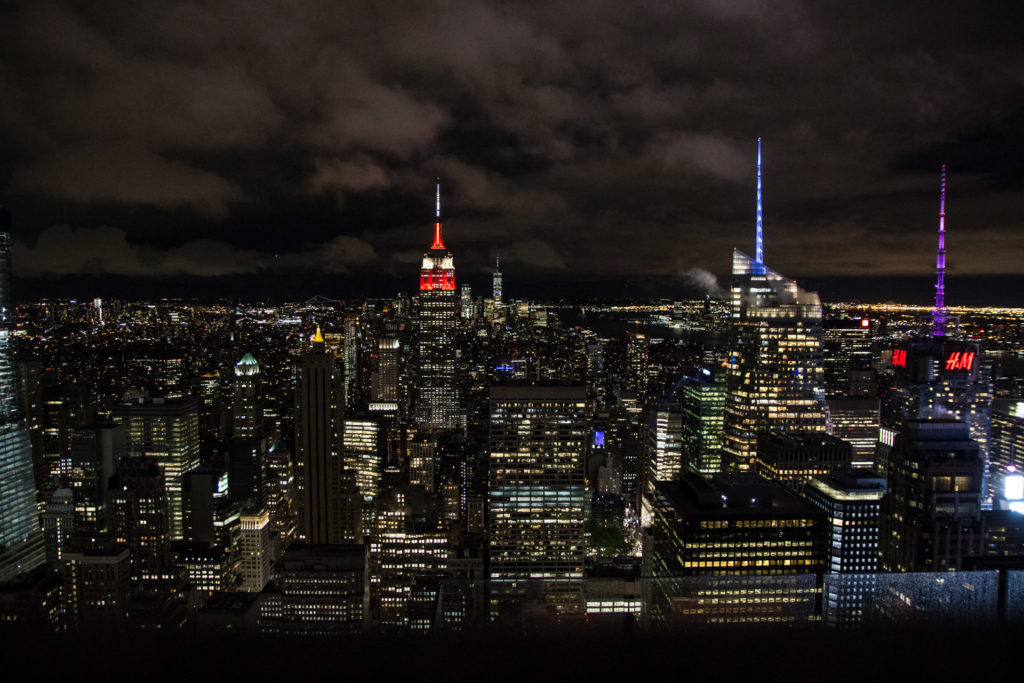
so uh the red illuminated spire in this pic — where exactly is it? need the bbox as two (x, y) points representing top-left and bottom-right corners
(430, 178), (445, 250)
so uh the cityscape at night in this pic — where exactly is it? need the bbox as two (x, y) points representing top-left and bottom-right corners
(2, 1), (1024, 680)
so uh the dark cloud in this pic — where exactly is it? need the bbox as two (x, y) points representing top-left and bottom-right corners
(1, 0), (1023, 292)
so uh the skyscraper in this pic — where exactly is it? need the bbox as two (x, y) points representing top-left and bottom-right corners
(723, 251), (827, 471)
(109, 456), (173, 584)
(295, 327), (344, 544)
(230, 352), (264, 503)
(492, 256), (502, 302)
(0, 209), (46, 581)
(415, 182), (461, 430)
(723, 140), (827, 471)
(680, 368), (726, 475)
(112, 398), (200, 541)
(488, 385), (588, 619)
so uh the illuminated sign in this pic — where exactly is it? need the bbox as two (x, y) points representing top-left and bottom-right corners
(495, 365), (515, 372)
(593, 431), (605, 448)
(944, 351), (975, 371)
(860, 319), (870, 328)
(1005, 474), (1024, 502)
(891, 349), (907, 368)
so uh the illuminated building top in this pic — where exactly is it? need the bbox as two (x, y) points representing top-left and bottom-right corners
(933, 165), (949, 337)
(420, 179), (455, 292)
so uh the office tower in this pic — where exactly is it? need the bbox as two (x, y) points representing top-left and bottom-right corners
(493, 256), (502, 302)
(880, 420), (983, 572)
(16, 361), (45, 490)
(755, 431), (852, 494)
(343, 317), (358, 410)
(460, 284), (474, 320)
(823, 318), (874, 397)
(488, 385), (588, 618)
(723, 252), (826, 471)
(43, 383), (95, 481)
(807, 469), (885, 629)
(626, 333), (649, 398)
(826, 397), (880, 468)
(112, 398), (201, 541)
(368, 485), (450, 629)
(991, 399), (1024, 491)
(238, 509), (272, 592)
(0, 566), (64, 630)
(680, 368), (727, 475)
(174, 544), (233, 593)
(109, 456), (174, 583)
(722, 141), (826, 471)
(68, 422), (125, 532)
(644, 406), (682, 497)
(415, 182), (461, 430)
(264, 440), (298, 548)
(883, 168), (993, 482)
(0, 211), (46, 581)
(370, 336), (400, 412)
(645, 472), (824, 629)
(295, 327), (345, 544)
(183, 467), (238, 547)
(409, 440), (436, 492)
(342, 417), (381, 500)
(260, 543), (367, 636)
(230, 352), (265, 503)
(60, 535), (131, 628)
(42, 488), (74, 563)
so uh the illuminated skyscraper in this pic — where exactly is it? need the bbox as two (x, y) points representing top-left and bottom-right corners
(230, 352), (264, 503)
(488, 385), (588, 619)
(238, 509), (271, 592)
(680, 368), (727, 475)
(492, 256), (502, 302)
(112, 398), (200, 541)
(295, 327), (344, 544)
(415, 181), (461, 430)
(723, 251), (826, 471)
(0, 208), (46, 581)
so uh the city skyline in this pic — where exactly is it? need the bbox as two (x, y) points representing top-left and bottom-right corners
(0, 2), (1022, 303)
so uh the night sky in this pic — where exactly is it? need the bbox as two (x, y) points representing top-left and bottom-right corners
(2, 1), (1023, 302)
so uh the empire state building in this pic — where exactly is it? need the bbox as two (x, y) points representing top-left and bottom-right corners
(414, 182), (462, 430)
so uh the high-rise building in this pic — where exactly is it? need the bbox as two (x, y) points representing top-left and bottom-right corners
(415, 182), (461, 430)
(42, 488), (74, 563)
(342, 417), (381, 501)
(370, 336), (400, 412)
(67, 422), (125, 532)
(260, 543), (367, 636)
(722, 141), (826, 471)
(644, 406), (682, 497)
(60, 535), (131, 628)
(492, 256), (502, 302)
(230, 352), (265, 504)
(755, 431), (852, 494)
(644, 472), (825, 629)
(488, 385), (588, 619)
(806, 469), (885, 629)
(680, 368), (727, 475)
(109, 456), (174, 583)
(880, 420), (983, 572)
(112, 398), (200, 541)
(0, 210), (46, 581)
(991, 399), (1024, 491)
(295, 327), (345, 544)
(826, 397), (880, 468)
(238, 509), (272, 592)
(723, 251), (826, 471)
(823, 318), (874, 398)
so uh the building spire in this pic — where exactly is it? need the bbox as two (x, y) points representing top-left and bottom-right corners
(313, 325), (324, 344)
(431, 177), (445, 249)
(932, 164), (948, 337)
(756, 137), (763, 264)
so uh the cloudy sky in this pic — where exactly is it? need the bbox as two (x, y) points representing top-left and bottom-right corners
(1, 1), (1022, 299)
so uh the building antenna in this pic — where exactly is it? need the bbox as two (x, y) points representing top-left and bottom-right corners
(756, 137), (763, 264)
(932, 165), (948, 337)
(431, 177), (445, 249)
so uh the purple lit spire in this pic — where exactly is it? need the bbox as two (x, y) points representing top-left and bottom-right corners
(756, 137), (763, 264)
(932, 165), (948, 337)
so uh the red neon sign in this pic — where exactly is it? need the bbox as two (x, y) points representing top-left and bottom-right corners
(891, 349), (907, 368)
(945, 351), (975, 371)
